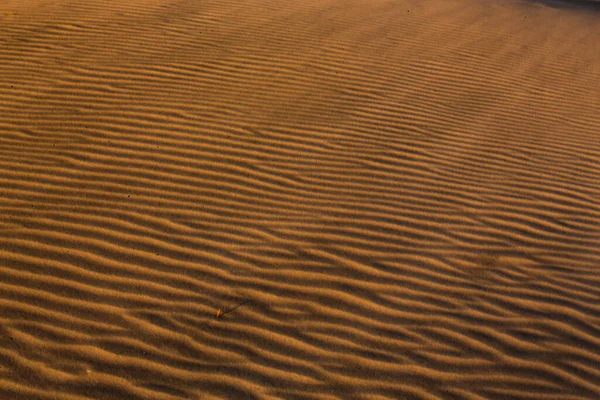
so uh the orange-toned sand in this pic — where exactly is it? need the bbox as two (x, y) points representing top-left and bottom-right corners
(1, 0), (600, 399)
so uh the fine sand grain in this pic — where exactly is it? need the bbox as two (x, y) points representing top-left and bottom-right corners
(1, 0), (599, 399)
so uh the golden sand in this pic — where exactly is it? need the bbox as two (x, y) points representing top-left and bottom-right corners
(1, 0), (599, 398)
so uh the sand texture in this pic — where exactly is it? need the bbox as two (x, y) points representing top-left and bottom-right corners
(1, 0), (600, 399)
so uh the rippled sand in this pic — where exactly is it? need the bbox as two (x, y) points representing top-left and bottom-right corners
(1, 0), (599, 399)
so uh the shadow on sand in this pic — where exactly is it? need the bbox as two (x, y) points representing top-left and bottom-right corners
(531, 0), (600, 11)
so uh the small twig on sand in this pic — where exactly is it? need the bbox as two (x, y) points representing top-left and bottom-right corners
(215, 299), (249, 319)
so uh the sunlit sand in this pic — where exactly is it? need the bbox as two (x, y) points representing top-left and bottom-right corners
(1, 0), (599, 398)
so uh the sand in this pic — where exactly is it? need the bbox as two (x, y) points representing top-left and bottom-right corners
(1, 0), (599, 399)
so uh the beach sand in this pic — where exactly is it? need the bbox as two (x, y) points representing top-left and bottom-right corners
(1, 0), (599, 399)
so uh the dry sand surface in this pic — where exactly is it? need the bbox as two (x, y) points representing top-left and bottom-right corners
(1, 0), (600, 399)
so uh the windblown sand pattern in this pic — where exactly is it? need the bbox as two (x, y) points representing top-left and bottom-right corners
(1, 0), (600, 399)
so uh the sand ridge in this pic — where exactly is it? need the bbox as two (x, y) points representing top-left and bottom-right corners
(1, 0), (600, 398)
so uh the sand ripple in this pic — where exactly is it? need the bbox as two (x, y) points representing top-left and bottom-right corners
(1, 0), (599, 399)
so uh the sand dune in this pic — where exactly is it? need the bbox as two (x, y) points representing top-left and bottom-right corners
(1, 0), (600, 399)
